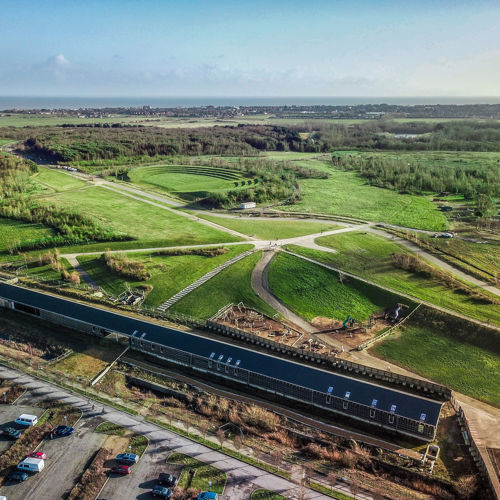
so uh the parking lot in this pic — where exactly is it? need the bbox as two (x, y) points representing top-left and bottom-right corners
(99, 434), (182, 500)
(0, 403), (44, 454)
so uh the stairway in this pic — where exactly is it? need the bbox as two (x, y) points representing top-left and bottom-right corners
(156, 250), (254, 312)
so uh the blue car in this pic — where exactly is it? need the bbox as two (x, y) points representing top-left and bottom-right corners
(8, 470), (29, 482)
(198, 493), (218, 500)
(51, 425), (74, 438)
(152, 485), (172, 498)
(116, 453), (138, 465)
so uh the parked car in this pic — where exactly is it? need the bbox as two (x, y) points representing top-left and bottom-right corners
(152, 485), (172, 498)
(158, 473), (178, 487)
(3, 426), (21, 440)
(28, 451), (47, 460)
(115, 453), (138, 465)
(198, 493), (218, 500)
(8, 470), (29, 482)
(51, 425), (74, 438)
(15, 414), (38, 426)
(111, 465), (131, 475)
(17, 457), (45, 473)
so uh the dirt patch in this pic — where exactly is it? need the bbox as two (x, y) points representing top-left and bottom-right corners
(104, 435), (129, 455)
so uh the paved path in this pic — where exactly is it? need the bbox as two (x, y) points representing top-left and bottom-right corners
(65, 255), (99, 289)
(368, 228), (500, 297)
(251, 250), (317, 334)
(0, 365), (333, 500)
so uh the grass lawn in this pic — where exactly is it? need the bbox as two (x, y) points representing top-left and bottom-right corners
(171, 251), (276, 319)
(0, 217), (55, 256)
(95, 421), (149, 456)
(77, 245), (253, 307)
(267, 252), (400, 322)
(0, 114), (141, 127)
(49, 186), (240, 249)
(168, 452), (226, 494)
(251, 490), (286, 500)
(33, 167), (87, 192)
(276, 157), (447, 231)
(287, 231), (500, 326)
(128, 164), (247, 194)
(374, 324), (500, 407)
(199, 215), (339, 239)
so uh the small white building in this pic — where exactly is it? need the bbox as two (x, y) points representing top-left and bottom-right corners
(240, 201), (256, 210)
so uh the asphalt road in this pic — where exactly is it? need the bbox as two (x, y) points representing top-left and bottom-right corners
(0, 404), (44, 453)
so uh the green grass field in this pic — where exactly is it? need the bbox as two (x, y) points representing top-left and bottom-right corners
(33, 167), (87, 192)
(77, 245), (253, 307)
(199, 215), (339, 239)
(171, 251), (276, 319)
(49, 186), (240, 249)
(168, 452), (226, 494)
(0, 218), (55, 255)
(273, 156), (448, 230)
(128, 163), (252, 197)
(0, 114), (141, 127)
(267, 252), (401, 321)
(374, 324), (500, 407)
(286, 232), (500, 326)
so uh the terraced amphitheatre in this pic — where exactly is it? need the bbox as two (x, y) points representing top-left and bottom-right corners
(127, 163), (258, 200)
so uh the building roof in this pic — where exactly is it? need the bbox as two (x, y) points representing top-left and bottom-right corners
(0, 283), (442, 426)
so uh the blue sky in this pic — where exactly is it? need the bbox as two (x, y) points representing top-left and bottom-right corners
(1, 0), (499, 96)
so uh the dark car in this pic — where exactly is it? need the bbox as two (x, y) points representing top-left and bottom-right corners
(3, 427), (21, 440)
(158, 473), (178, 487)
(111, 465), (131, 475)
(116, 453), (138, 465)
(152, 485), (172, 498)
(51, 425), (74, 438)
(8, 470), (29, 482)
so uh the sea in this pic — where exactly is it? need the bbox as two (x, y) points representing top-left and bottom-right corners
(1, 96), (500, 110)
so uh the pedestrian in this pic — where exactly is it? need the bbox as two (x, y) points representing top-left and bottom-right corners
(102, 407), (105, 414)
(387, 365), (391, 371)
(92, 404), (95, 411)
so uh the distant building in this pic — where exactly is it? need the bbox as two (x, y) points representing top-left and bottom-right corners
(240, 201), (256, 210)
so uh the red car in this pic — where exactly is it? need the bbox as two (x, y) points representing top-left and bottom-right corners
(111, 465), (131, 475)
(28, 451), (47, 460)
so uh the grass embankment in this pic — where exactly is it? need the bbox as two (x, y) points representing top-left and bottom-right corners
(267, 252), (401, 321)
(171, 251), (276, 319)
(251, 490), (287, 500)
(168, 452), (226, 494)
(77, 245), (253, 307)
(0, 218), (55, 256)
(287, 231), (500, 326)
(276, 157), (447, 230)
(47, 186), (240, 251)
(199, 215), (338, 239)
(33, 166), (87, 192)
(374, 307), (500, 407)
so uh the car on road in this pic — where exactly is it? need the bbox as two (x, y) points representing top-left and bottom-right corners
(198, 493), (218, 500)
(2, 426), (21, 440)
(28, 451), (47, 460)
(115, 452), (138, 465)
(152, 485), (172, 498)
(51, 425), (74, 438)
(111, 465), (131, 475)
(8, 470), (29, 482)
(158, 473), (178, 487)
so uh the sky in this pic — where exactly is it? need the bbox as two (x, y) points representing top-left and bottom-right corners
(1, 0), (499, 97)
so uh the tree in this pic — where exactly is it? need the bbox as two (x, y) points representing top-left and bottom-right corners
(233, 434), (243, 457)
(270, 448), (283, 472)
(476, 194), (497, 219)
(215, 428), (226, 449)
(327, 471), (337, 492)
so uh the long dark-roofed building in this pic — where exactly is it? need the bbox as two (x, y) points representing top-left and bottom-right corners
(0, 282), (442, 440)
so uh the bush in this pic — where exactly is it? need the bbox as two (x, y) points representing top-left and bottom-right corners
(101, 251), (151, 281)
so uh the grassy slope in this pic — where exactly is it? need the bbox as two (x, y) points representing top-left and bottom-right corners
(129, 165), (243, 193)
(171, 251), (276, 319)
(374, 324), (500, 407)
(33, 167), (87, 192)
(77, 245), (253, 307)
(199, 215), (339, 240)
(0, 218), (55, 254)
(267, 252), (400, 322)
(49, 186), (240, 248)
(277, 158), (447, 231)
(287, 232), (500, 326)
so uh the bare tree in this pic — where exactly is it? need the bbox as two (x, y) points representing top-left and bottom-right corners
(198, 420), (210, 439)
(233, 434), (243, 457)
(270, 448), (283, 472)
(215, 428), (226, 449)
(327, 471), (337, 492)
(350, 482), (361, 500)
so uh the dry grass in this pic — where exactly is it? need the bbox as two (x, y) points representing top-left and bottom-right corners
(54, 351), (110, 379)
